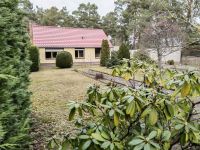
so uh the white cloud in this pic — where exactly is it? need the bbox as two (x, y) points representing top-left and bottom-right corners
(30, 0), (115, 16)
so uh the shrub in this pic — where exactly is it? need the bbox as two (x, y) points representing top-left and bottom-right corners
(56, 51), (73, 68)
(100, 40), (110, 66)
(106, 51), (121, 68)
(29, 46), (40, 72)
(49, 59), (200, 150)
(0, 1), (31, 149)
(118, 43), (130, 59)
(167, 60), (175, 65)
(133, 50), (154, 63)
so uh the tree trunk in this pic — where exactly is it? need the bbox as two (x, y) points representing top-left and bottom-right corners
(157, 50), (162, 69)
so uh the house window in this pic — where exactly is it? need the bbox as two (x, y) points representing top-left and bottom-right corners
(95, 48), (101, 58)
(45, 48), (63, 59)
(75, 48), (85, 59)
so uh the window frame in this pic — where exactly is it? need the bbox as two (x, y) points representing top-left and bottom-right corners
(75, 48), (85, 59)
(95, 48), (101, 59)
(45, 48), (64, 60)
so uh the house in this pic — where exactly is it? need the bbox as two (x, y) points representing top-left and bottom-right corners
(30, 24), (112, 64)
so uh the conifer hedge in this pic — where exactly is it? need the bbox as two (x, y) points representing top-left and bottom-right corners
(100, 40), (110, 66)
(118, 43), (130, 60)
(29, 46), (40, 72)
(0, 0), (31, 149)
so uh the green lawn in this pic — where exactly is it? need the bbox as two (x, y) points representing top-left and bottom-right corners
(29, 66), (102, 149)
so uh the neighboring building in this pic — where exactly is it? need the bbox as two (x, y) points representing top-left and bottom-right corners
(130, 48), (182, 63)
(30, 24), (112, 64)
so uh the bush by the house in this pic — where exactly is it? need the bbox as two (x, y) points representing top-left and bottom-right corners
(167, 60), (175, 65)
(29, 45), (40, 72)
(133, 50), (154, 63)
(100, 40), (110, 66)
(106, 51), (121, 68)
(56, 51), (73, 68)
(118, 43), (130, 60)
(0, 1), (31, 149)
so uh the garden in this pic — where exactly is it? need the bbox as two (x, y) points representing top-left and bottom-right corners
(1, 0), (200, 150)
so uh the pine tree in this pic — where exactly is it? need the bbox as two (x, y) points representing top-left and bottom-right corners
(0, 0), (31, 149)
(118, 43), (130, 60)
(100, 40), (110, 66)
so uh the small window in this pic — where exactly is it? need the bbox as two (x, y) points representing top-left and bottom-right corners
(45, 52), (52, 59)
(95, 48), (101, 58)
(75, 48), (85, 59)
(45, 48), (63, 59)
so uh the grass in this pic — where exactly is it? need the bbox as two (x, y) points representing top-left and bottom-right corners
(29, 65), (144, 149)
(29, 66), (102, 149)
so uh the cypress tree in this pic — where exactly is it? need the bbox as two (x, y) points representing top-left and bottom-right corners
(29, 45), (40, 72)
(118, 43), (130, 60)
(0, 0), (31, 149)
(100, 40), (110, 66)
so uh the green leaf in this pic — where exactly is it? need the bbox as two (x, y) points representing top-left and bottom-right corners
(181, 82), (191, 97)
(109, 109), (114, 117)
(166, 102), (174, 117)
(144, 143), (151, 150)
(114, 112), (119, 127)
(148, 109), (158, 125)
(129, 138), (144, 146)
(109, 91), (114, 101)
(101, 141), (110, 149)
(68, 107), (76, 121)
(162, 131), (171, 141)
(91, 133), (106, 142)
(163, 142), (170, 150)
(175, 124), (184, 130)
(110, 143), (114, 150)
(149, 141), (160, 149)
(180, 133), (189, 145)
(82, 140), (91, 150)
(101, 131), (110, 140)
(147, 131), (157, 140)
(134, 143), (145, 150)
(141, 108), (151, 118)
(79, 135), (90, 139)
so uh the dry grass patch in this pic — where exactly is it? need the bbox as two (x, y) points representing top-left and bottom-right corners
(29, 67), (102, 149)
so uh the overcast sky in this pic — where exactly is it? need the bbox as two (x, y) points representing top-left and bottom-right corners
(30, 0), (115, 16)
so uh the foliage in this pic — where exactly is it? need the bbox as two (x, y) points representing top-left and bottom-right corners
(100, 40), (110, 66)
(118, 43), (130, 60)
(106, 51), (121, 68)
(49, 59), (200, 149)
(56, 51), (73, 68)
(167, 60), (175, 65)
(133, 50), (154, 64)
(0, 0), (31, 149)
(29, 45), (40, 72)
(102, 12), (118, 44)
(72, 2), (101, 28)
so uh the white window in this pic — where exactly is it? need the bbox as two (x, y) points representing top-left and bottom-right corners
(45, 48), (63, 59)
(75, 48), (85, 59)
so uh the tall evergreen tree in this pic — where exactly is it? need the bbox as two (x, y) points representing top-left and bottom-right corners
(100, 40), (110, 66)
(72, 2), (101, 28)
(0, 0), (31, 149)
(118, 43), (130, 60)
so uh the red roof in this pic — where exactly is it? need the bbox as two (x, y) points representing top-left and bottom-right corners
(31, 24), (112, 48)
